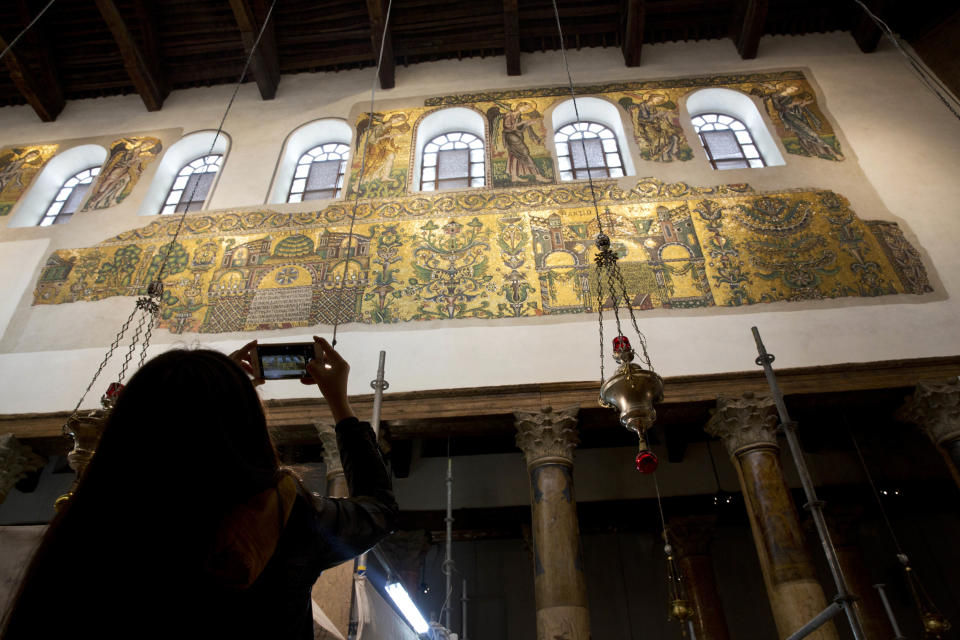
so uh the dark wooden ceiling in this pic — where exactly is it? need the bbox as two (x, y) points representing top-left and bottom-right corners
(0, 0), (956, 122)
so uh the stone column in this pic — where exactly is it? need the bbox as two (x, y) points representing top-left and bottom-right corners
(311, 422), (353, 639)
(897, 378), (960, 490)
(705, 393), (838, 640)
(823, 508), (891, 640)
(514, 406), (589, 640)
(668, 516), (731, 640)
(0, 434), (46, 505)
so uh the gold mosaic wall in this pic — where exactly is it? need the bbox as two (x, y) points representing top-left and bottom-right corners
(28, 71), (928, 334)
(0, 145), (58, 216)
(33, 178), (930, 334)
(82, 136), (163, 211)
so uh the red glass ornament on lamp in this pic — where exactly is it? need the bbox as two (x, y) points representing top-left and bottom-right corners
(613, 335), (631, 354)
(636, 449), (658, 474)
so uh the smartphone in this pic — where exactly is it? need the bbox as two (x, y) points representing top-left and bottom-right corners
(255, 342), (317, 380)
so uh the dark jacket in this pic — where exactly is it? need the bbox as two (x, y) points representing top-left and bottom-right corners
(0, 417), (397, 640)
(219, 417), (398, 639)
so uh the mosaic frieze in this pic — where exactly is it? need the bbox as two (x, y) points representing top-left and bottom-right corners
(0, 145), (58, 215)
(82, 136), (163, 211)
(33, 178), (930, 334)
(426, 70), (842, 162)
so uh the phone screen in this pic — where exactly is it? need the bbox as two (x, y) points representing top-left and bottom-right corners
(257, 343), (315, 380)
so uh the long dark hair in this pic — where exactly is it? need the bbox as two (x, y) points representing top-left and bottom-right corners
(2, 349), (281, 637)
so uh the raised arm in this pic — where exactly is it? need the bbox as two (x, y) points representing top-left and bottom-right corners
(302, 337), (398, 568)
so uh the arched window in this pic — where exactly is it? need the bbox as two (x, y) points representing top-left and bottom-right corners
(420, 132), (484, 191)
(691, 113), (764, 170)
(8, 144), (108, 228)
(161, 155), (222, 214)
(269, 119), (352, 204)
(554, 122), (624, 180)
(413, 107), (487, 193)
(139, 130), (229, 216)
(38, 166), (101, 226)
(288, 143), (349, 202)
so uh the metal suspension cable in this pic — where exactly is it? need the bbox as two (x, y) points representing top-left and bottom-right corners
(0, 0), (57, 63)
(153, 0), (278, 284)
(849, 431), (905, 555)
(549, 0), (653, 378)
(66, 0), (278, 415)
(331, 0), (395, 347)
(851, 0), (960, 122)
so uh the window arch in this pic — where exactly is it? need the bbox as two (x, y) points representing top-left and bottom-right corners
(161, 155), (222, 214)
(554, 122), (624, 180)
(691, 114), (764, 170)
(289, 143), (349, 202)
(138, 131), (229, 216)
(413, 107), (486, 193)
(39, 166), (101, 226)
(420, 132), (484, 191)
(686, 88), (785, 168)
(8, 144), (108, 228)
(269, 118), (352, 204)
(549, 97), (635, 181)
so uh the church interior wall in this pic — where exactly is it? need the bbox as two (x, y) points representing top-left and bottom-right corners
(0, 33), (959, 414)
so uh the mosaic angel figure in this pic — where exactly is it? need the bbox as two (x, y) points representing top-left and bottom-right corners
(0, 148), (45, 195)
(618, 92), (691, 162)
(83, 137), (163, 210)
(486, 101), (551, 183)
(355, 112), (410, 188)
(753, 82), (843, 160)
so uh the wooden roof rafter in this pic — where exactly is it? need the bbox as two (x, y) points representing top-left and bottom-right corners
(622, 0), (645, 66)
(366, 0), (395, 90)
(228, 0), (280, 100)
(0, 0), (64, 122)
(503, 0), (521, 75)
(95, 0), (168, 111)
(735, 0), (769, 59)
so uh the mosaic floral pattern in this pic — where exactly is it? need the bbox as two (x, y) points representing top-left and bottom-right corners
(33, 178), (929, 334)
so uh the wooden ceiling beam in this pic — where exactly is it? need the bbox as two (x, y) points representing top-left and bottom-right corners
(0, 0), (64, 121)
(365, 0), (395, 89)
(622, 0), (645, 66)
(0, 34), (63, 121)
(503, 0), (521, 75)
(734, 0), (768, 59)
(94, 0), (167, 110)
(228, 0), (280, 100)
(851, 0), (884, 53)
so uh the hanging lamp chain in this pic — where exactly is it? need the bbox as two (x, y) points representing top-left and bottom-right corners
(331, 0), (395, 347)
(63, 0), (278, 425)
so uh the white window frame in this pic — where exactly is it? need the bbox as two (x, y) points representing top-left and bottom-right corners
(554, 121), (626, 181)
(420, 132), (485, 192)
(138, 130), (229, 216)
(412, 107), (486, 193)
(288, 143), (350, 203)
(268, 118), (353, 204)
(686, 88), (785, 168)
(550, 97), (635, 179)
(161, 155), (223, 214)
(39, 166), (102, 226)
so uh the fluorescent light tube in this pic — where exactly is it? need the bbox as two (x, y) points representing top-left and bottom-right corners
(386, 581), (430, 634)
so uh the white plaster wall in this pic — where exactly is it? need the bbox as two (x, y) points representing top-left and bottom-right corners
(0, 33), (959, 413)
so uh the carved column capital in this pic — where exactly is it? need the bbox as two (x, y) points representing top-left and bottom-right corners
(0, 434), (46, 504)
(897, 378), (960, 446)
(514, 406), (580, 468)
(705, 393), (779, 457)
(668, 515), (718, 558)
(315, 422), (343, 478)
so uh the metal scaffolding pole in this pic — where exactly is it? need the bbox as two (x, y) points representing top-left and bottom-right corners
(751, 327), (866, 640)
(357, 351), (388, 576)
